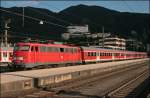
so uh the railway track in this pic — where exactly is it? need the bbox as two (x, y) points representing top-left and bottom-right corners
(42, 61), (149, 98)
(105, 70), (149, 98)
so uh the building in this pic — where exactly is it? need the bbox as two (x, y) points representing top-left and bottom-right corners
(126, 39), (145, 51)
(99, 37), (126, 50)
(67, 25), (90, 38)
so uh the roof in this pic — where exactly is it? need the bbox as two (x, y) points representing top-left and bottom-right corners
(81, 46), (146, 54)
(16, 42), (79, 48)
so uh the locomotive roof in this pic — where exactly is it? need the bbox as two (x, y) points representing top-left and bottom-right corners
(16, 42), (79, 48)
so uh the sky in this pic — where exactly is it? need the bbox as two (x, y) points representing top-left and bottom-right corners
(1, 1), (149, 14)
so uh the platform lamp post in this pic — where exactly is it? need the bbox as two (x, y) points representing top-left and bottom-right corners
(39, 20), (44, 24)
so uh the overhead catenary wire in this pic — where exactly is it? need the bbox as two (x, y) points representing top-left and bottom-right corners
(15, 1), (72, 26)
(0, 32), (50, 41)
(27, 7), (73, 25)
(0, 8), (67, 29)
(122, 0), (135, 13)
(8, 31), (51, 39)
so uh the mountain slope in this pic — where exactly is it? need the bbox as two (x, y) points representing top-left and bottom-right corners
(0, 5), (149, 44)
(59, 5), (150, 44)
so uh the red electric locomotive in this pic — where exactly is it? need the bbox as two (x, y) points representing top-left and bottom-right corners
(13, 42), (82, 68)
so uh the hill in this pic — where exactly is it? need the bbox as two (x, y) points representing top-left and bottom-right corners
(0, 4), (149, 45)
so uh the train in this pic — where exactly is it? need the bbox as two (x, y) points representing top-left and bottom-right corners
(0, 46), (13, 65)
(12, 42), (148, 68)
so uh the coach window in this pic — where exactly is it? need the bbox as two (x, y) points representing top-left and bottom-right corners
(31, 46), (34, 52)
(71, 48), (74, 53)
(3, 52), (7, 57)
(51, 47), (55, 52)
(94, 52), (95, 56)
(35, 47), (38, 52)
(100, 53), (102, 56)
(14, 45), (30, 51)
(68, 48), (71, 53)
(91, 52), (93, 56)
(97, 52), (99, 56)
(60, 48), (64, 52)
(64, 48), (67, 53)
(67, 48), (70, 53)
(54, 47), (58, 52)
(72, 48), (74, 53)
(64, 48), (67, 52)
(94, 52), (96, 56)
(88, 52), (90, 56)
(73, 48), (76, 53)
(110, 53), (112, 56)
(40, 46), (46, 52)
(47, 47), (51, 52)
(10, 52), (12, 57)
(92, 52), (94, 56)
(90, 52), (92, 56)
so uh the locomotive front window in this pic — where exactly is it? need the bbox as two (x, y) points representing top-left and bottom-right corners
(14, 45), (30, 51)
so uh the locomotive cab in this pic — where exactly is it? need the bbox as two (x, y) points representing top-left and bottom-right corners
(13, 43), (31, 67)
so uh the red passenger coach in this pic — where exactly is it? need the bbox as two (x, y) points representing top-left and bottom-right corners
(13, 42), (82, 68)
(81, 47), (148, 63)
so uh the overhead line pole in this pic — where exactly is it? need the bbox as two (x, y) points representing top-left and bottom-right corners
(22, 7), (24, 27)
(4, 19), (11, 47)
(102, 26), (105, 48)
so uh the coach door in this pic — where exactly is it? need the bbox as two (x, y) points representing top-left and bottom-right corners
(35, 46), (39, 64)
(60, 48), (64, 63)
(2, 52), (8, 62)
(31, 46), (35, 64)
(31, 46), (38, 65)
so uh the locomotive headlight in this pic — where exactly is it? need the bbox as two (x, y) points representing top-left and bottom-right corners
(13, 57), (17, 60)
(17, 57), (23, 60)
(13, 56), (23, 60)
